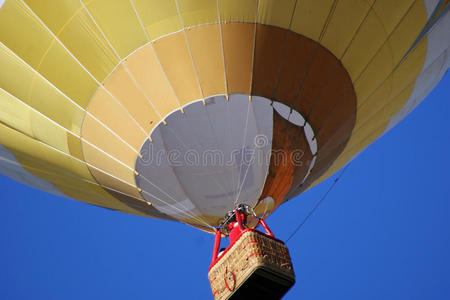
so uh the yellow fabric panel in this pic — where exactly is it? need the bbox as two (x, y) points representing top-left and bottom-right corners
(0, 89), (84, 164)
(14, 162), (116, 209)
(83, 0), (148, 58)
(0, 0), (98, 108)
(86, 88), (148, 152)
(352, 0), (427, 104)
(22, 0), (81, 34)
(218, 0), (258, 23)
(390, 42), (428, 103)
(102, 64), (162, 131)
(0, 89), (35, 137)
(124, 46), (181, 118)
(323, 83), (415, 180)
(0, 43), (85, 135)
(356, 41), (427, 131)
(153, 32), (202, 104)
(320, 0), (372, 59)
(131, 0), (182, 41)
(372, 0), (416, 35)
(87, 165), (142, 200)
(22, 162), (146, 214)
(0, 123), (88, 180)
(322, 122), (386, 182)
(0, 124), (143, 212)
(0, 44), (34, 101)
(311, 34), (427, 190)
(290, 0), (335, 41)
(82, 114), (138, 169)
(342, 0), (420, 81)
(257, 0), (296, 29)
(81, 121), (142, 199)
(222, 23), (255, 94)
(67, 133), (85, 162)
(177, 0), (219, 27)
(355, 78), (393, 130)
(387, 0), (428, 63)
(341, 10), (389, 80)
(342, 0), (415, 80)
(186, 25), (227, 97)
(307, 0), (429, 192)
(0, 43), (33, 100)
(353, 44), (395, 105)
(35, 41), (99, 108)
(0, 0), (53, 68)
(354, 57), (422, 145)
(30, 111), (76, 158)
(23, 0), (119, 82)
(357, 83), (414, 137)
(55, 8), (119, 82)
(29, 73), (85, 135)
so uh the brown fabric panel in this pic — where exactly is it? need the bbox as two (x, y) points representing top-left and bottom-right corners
(221, 23), (255, 94)
(318, 120), (355, 163)
(251, 24), (287, 98)
(260, 112), (312, 208)
(308, 64), (354, 147)
(293, 107), (356, 196)
(292, 45), (338, 116)
(254, 28), (356, 205)
(290, 140), (348, 197)
(316, 92), (357, 149)
(274, 32), (316, 104)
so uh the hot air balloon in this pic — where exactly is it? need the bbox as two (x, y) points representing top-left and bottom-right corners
(1, 0), (449, 298)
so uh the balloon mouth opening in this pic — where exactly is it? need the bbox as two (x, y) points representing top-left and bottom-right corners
(133, 94), (318, 225)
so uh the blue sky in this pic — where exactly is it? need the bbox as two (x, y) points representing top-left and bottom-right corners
(0, 72), (449, 300)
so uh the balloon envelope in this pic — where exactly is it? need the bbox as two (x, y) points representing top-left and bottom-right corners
(0, 0), (448, 231)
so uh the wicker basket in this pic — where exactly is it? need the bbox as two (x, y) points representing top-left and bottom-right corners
(208, 230), (295, 300)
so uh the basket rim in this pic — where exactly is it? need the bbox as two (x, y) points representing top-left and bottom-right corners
(209, 229), (286, 271)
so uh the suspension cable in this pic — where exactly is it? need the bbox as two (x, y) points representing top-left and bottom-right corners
(285, 163), (351, 243)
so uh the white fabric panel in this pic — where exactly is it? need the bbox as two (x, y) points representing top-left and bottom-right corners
(152, 198), (202, 220)
(273, 101), (290, 120)
(386, 49), (448, 132)
(0, 0), (5, 9)
(424, 0), (441, 17)
(272, 100), (317, 155)
(136, 95), (273, 219)
(136, 125), (204, 219)
(288, 109), (306, 126)
(0, 144), (64, 196)
(251, 96), (274, 203)
(420, 10), (450, 70)
(301, 156), (317, 184)
(304, 122), (318, 155)
(386, 10), (450, 132)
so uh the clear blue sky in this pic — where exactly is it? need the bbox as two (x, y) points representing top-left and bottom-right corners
(0, 73), (449, 300)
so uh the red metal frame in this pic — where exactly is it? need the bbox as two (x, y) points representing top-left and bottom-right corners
(209, 209), (280, 270)
(259, 218), (274, 237)
(211, 230), (222, 266)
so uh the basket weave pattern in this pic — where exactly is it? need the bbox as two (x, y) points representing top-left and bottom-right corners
(208, 230), (294, 300)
